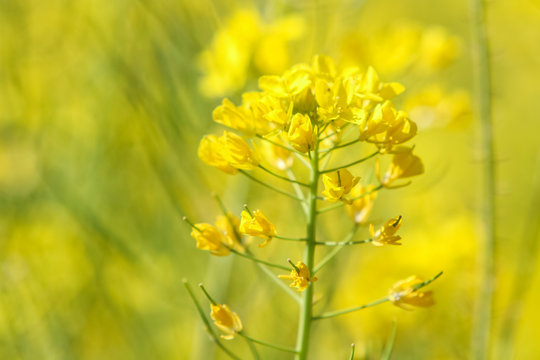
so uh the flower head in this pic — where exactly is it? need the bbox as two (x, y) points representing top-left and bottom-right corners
(210, 303), (243, 339)
(377, 147), (424, 188)
(322, 169), (360, 202)
(239, 209), (277, 247)
(369, 216), (402, 246)
(287, 113), (314, 153)
(190, 223), (231, 256)
(345, 184), (378, 224)
(388, 275), (435, 310)
(278, 261), (317, 291)
(198, 135), (238, 174)
(221, 131), (259, 170)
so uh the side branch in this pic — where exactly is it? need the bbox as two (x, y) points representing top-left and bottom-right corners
(259, 165), (310, 187)
(239, 170), (304, 202)
(313, 271), (443, 320)
(320, 150), (380, 174)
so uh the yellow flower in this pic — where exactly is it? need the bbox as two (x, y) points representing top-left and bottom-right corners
(388, 275), (435, 310)
(353, 67), (405, 102)
(212, 98), (256, 136)
(258, 65), (311, 98)
(345, 184), (378, 224)
(419, 27), (460, 71)
(369, 216), (402, 246)
(287, 113), (314, 153)
(361, 101), (417, 149)
(278, 261), (317, 291)
(322, 169), (360, 202)
(239, 209), (277, 247)
(220, 131), (259, 170)
(210, 303), (243, 339)
(198, 135), (238, 174)
(377, 146), (424, 188)
(190, 223), (231, 256)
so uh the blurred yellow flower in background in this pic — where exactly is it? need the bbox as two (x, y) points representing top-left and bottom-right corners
(198, 9), (305, 97)
(190, 223), (232, 256)
(388, 275), (435, 310)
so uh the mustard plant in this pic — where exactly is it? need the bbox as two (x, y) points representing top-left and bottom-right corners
(185, 55), (442, 359)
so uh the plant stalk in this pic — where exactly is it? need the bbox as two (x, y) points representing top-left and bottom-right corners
(470, 0), (496, 358)
(295, 140), (320, 360)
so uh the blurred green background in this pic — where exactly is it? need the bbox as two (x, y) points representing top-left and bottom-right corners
(1, 0), (539, 359)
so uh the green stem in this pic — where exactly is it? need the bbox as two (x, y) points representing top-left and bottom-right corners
(313, 225), (359, 274)
(470, 0), (495, 358)
(239, 333), (299, 354)
(317, 185), (383, 214)
(183, 281), (241, 360)
(239, 170), (304, 202)
(315, 238), (371, 246)
(349, 344), (356, 360)
(320, 150), (379, 174)
(258, 165), (310, 187)
(229, 248), (289, 271)
(313, 271), (442, 320)
(381, 321), (398, 360)
(274, 235), (307, 242)
(295, 140), (320, 360)
(286, 169), (309, 215)
(313, 297), (389, 320)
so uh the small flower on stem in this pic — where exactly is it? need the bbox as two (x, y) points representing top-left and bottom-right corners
(210, 303), (243, 339)
(239, 208), (277, 247)
(377, 146), (424, 188)
(370, 216), (403, 246)
(388, 275), (435, 310)
(287, 113), (315, 153)
(279, 260), (318, 291)
(322, 169), (360, 202)
(190, 223), (232, 256)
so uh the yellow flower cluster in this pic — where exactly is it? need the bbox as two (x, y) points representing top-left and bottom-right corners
(198, 9), (305, 97)
(199, 55), (424, 179)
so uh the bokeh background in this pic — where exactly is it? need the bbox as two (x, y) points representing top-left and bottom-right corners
(1, 0), (539, 359)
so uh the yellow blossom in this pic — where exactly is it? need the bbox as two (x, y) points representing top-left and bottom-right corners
(239, 209), (277, 247)
(388, 275), (435, 310)
(278, 261), (317, 291)
(361, 101), (417, 149)
(258, 65), (311, 98)
(405, 85), (471, 129)
(212, 98), (256, 135)
(210, 303), (243, 339)
(220, 131), (259, 170)
(287, 113), (314, 153)
(322, 169), (360, 202)
(369, 216), (402, 246)
(190, 223), (231, 256)
(419, 27), (460, 71)
(377, 147), (424, 187)
(345, 184), (378, 224)
(198, 135), (238, 174)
